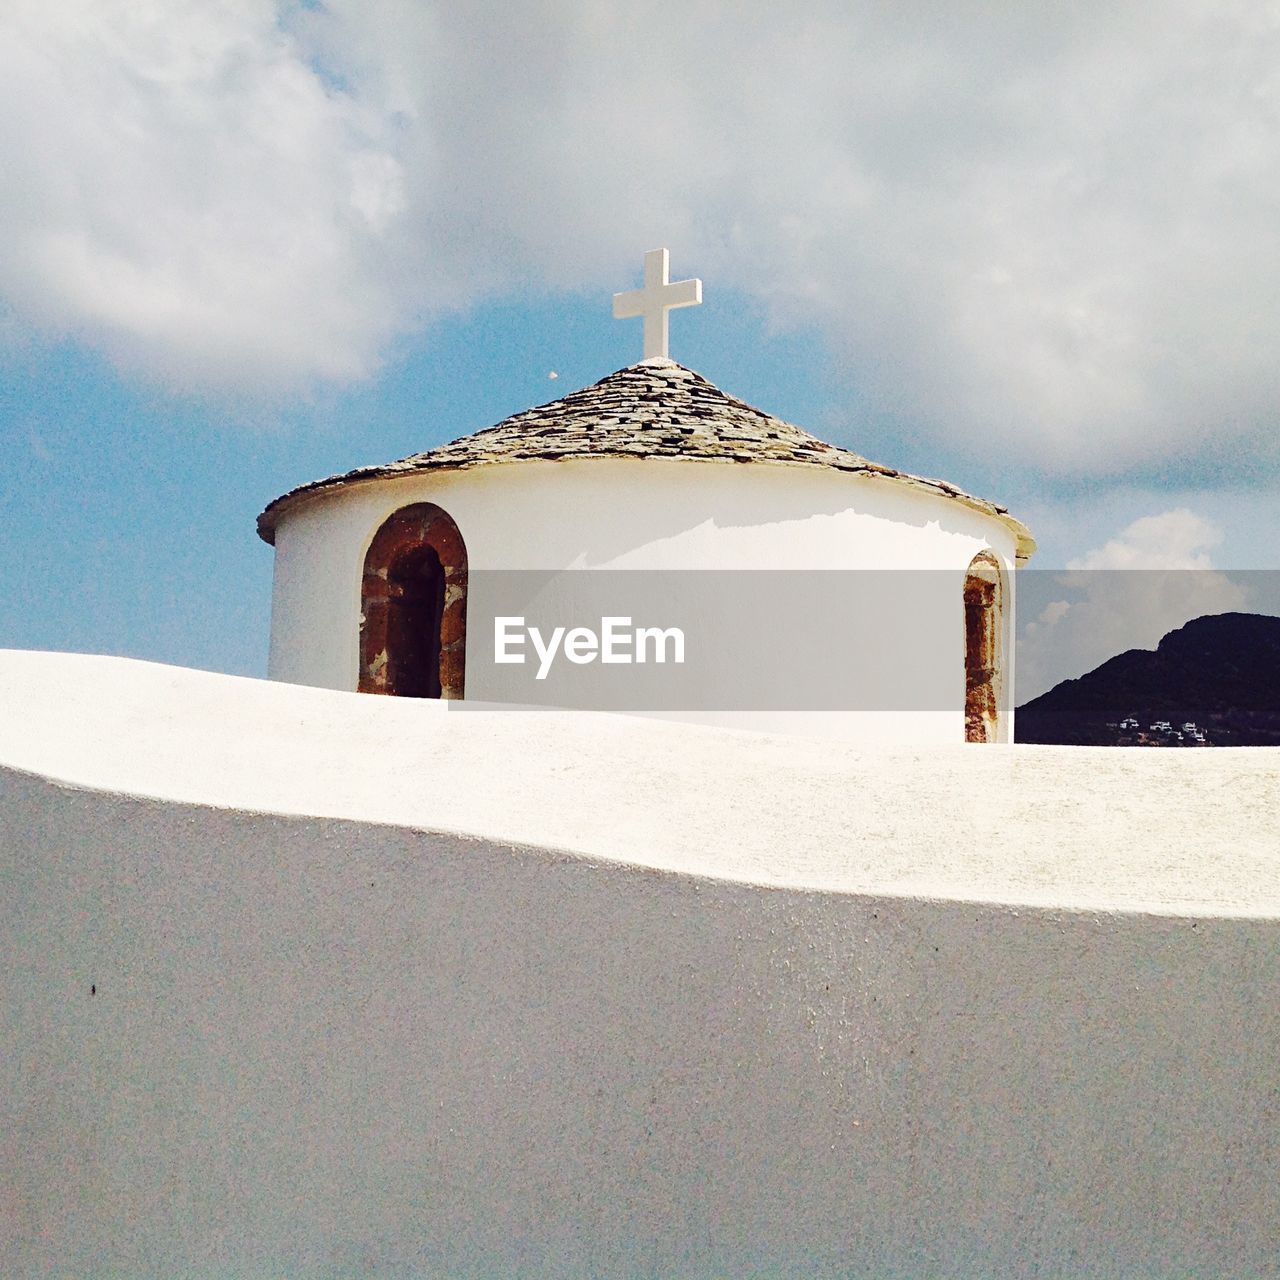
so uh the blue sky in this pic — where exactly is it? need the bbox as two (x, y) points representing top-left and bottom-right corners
(2, 285), (868, 676)
(2, 1), (1277, 683)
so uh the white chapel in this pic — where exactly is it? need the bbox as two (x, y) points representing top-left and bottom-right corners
(258, 250), (1035, 743)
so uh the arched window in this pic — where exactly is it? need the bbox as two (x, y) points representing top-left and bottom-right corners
(359, 503), (467, 699)
(963, 550), (1005, 743)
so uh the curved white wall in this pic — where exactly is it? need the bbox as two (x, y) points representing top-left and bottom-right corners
(4, 654), (1278, 1279)
(267, 460), (1020, 741)
(3, 645), (1278, 1280)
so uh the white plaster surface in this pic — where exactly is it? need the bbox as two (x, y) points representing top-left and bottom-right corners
(4, 651), (1280, 1278)
(2, 651), (1277, 911)
(267, 457), (1019, 743)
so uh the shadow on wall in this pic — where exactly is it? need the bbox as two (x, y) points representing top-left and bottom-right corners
(356, 460), (1007, 572)
(6, 773), (1278, 1278)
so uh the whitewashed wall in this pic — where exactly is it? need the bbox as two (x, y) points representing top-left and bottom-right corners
(5, 654), (1278, 1278)
(4, 766), (1276, 1280)
(267, 460), (1019, 742)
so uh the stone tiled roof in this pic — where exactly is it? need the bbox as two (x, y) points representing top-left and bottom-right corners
(257, 358), (1034, 555)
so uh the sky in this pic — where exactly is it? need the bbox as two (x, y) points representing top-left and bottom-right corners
(1, 0), (1277, 692)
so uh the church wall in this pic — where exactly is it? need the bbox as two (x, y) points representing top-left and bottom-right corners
(5, 764), (1277, 1279)
(268, 460), (1019, 741)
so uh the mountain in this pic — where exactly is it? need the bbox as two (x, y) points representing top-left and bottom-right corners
(1016, 612), (1280, 745)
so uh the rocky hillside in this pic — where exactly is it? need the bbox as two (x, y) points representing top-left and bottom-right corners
(1016, 612), (1280, 745)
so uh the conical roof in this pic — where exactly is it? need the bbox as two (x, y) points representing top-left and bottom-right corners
(257, 358), (1034, 556)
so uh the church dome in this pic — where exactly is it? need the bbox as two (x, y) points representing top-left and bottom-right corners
(256, 357), (1033, 557)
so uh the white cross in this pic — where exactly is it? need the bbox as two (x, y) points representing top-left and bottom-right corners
(612, 248), (703, 362)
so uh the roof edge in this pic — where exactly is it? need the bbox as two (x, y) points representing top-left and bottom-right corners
(258, 451), (1035, 558)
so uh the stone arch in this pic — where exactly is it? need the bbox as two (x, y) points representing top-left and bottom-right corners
(359, 503), (467, 699)
(963, 550), (1006, 743)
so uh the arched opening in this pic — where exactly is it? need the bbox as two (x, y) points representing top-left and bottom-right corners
(359, 503), (467, 698)
(963, 550), (1005, 743)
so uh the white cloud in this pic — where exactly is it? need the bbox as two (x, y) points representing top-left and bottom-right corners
(1065, 508), (1224, 571)
(3, 0), (1280, 479)
(1017, 508), (1250, 700)
(0, 0), (414, 394)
